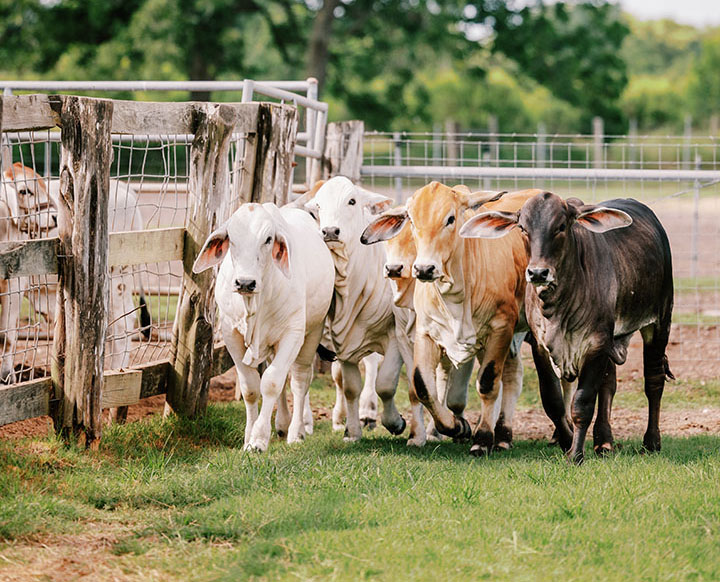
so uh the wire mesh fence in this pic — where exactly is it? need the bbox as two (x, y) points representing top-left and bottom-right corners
(362, 131), (720, 380)
(0, 126), (248, 382)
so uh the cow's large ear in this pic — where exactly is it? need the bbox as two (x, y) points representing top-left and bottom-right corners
(361, 207), (408, 244)
(458, 210), (519, 239)
(460, 190), (508, 211)
(304, 200), (319, 221)
(575, 207), (633, 233)
(272, 231), (292, 279)
(357, 187), (393, 215)
(193, 225), (229, 273)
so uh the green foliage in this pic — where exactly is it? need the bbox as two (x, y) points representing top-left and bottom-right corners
(621, 75), (687, 130)
(687, 32), (720, 123)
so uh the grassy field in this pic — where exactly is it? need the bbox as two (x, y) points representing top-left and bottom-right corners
(1, 375), (719, 581)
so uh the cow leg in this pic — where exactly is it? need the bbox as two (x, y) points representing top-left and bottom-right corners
(359, 353), (382, 429)
(424, 361), (449, 442)
(287, 327), (322, 444)
(246, 335), (301, 452)
(549, 380), (576, 446)
(494, 349), (523, 451)
(275, 383), (291, 439)
(641, 323), (670, 453)
(340, 361), (364, 442)
(303, 392), (314, 435)
(471, 324), (514, 457)
(331, 361), (346, 431)
(528, 335), (573, 451)
(446, 358), (473, 433)
(593, 360), (617, 456)
(222, 324), (259, 445)
(375, 337), (406, 436)
(0, 278), (18, 384)
(411, 333), (470, 439)
(569, 355), (608, 465)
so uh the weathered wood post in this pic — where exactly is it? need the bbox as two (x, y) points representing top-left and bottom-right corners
(49, 95), (113, 447)
(321, 120), (364, 182)
(246, 104), (298, 205)
(165, 103), (238, 417)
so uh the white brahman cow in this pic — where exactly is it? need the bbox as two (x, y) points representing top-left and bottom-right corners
(193, 202), (335, 452)
(305, 176), (407, 442)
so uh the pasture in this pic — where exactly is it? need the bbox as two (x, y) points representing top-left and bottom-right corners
(1, 371), (719, 582)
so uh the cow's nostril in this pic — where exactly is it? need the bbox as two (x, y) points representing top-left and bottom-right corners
(234, 278), (257, 293)
(385, 264), (403, 278)
(51, 215), (58, 226)
(413, 264), (436, 281)
(526, 268), (550, 282)
(321, 226), (340, 240)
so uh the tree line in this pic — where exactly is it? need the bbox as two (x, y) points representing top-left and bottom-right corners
(1, 1), (717, 135)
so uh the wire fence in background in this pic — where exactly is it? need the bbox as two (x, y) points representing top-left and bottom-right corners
(362, 131), (720, 379)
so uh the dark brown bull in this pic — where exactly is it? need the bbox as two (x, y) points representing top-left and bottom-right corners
(460, 192), (674, 464)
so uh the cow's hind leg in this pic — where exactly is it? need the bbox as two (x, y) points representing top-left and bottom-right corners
(275, 384), (291, 439)
(331, 361), (346, 431)
(494, 349), (523, 451)
(375, 338), (406, 436)
(593, 360), (617, 456)
(641, 323), (670, 453)
(568, 355), (609, 465)
(340, 360), (364, 441)
(287, 327), (323, 444)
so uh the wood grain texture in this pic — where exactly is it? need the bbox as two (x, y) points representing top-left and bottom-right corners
(167, 103), (238, 418)
(0, 378), (51, 427)
(1, 94), (60, 131)
(322, 121), (364, 182)
(51, 95), (113, 446)
(108, 227), (185, 266)
(0, 238), (59, 278)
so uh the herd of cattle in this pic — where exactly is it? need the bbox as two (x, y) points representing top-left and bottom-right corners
(193, 175), (675, 464)
(0, 163), (674, 463)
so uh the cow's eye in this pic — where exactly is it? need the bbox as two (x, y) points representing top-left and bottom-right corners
(517, 224), (527, 234)
(556, 223), (566, 235)
(18, 189), (30, 197)
(446, 215), (455, 226)
(265, 236), (272, 245)
(348, 198), (356, 205)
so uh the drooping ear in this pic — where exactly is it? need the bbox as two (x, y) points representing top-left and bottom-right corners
(192, 225), (230, 273)
(361, 207), (409, 245)
(575, 207), (633, 233)
(357, 187), (393, 215)
(451, 184), (472, 194)
(272, 231), (292, 279)
(304, 199), (320, 221)
(460, 190), (508, 211)
(458, 210), (519, 239)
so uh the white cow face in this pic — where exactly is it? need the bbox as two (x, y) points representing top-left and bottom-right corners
(192, 203), (291, 295)
(304, 176), (392, 247)
(1, 163), (58, 237)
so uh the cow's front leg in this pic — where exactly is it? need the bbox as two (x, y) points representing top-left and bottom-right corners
(246, 334), (302, 452)
(359, 353), (382, 429)
(568, 355), (607, 465)
(411, 333), (470, 440)
(303, 392), (314, 435)
(222, 323), (260, 445)
(494, 348), (523, 451)
(331, 361), (346, 431)
(340, 360), (363, 442)
(593, 360), (617, 456)
(471, 323), (514, 457)
(287, 326), (322, 444)
(375, 337), (405, 436)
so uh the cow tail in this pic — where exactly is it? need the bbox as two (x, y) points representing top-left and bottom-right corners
(316, 343), (337, 362)
(663, 354), (675, 381)
(139, 292), (152, 340)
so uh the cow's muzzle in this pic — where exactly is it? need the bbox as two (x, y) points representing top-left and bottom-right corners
(413, 263), (439, 282)
(322, 226), (340, 242)
(234, 278), (257, 294)
(384, 264), (404, 279)
(526, 267), (554, 287)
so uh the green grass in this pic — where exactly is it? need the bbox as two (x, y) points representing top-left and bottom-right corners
(1, 383), (719, 581)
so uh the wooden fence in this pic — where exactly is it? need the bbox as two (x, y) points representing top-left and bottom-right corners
(0, 94), (298, 446)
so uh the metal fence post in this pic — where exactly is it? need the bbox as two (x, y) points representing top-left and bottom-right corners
(683, 115), (692, 169)
(593, 116), (604, 169)
(393, 131), (403, 202)
(691, 154), (701, 279)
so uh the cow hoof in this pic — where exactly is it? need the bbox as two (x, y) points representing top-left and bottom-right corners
(386, 416), (406, 436)
(343, 427), (361, 442)
(469, 444), (491, 457)
(361, 417), (377, 431)
(593, 442), (615, 456)
(287, 434), (305, 445)
(566, 451), (584, 466)
(243, 443), (265, 453)
(452, 417), (472, 442)
(406, 435), (426, 448)
(276, 429), (287, 439)
(332, 422), (345, 432)
(642, 433), (661, 453)
(427, 432), (441, 442)
(494, 441), (512, 452)
(304, 424), (314, 436)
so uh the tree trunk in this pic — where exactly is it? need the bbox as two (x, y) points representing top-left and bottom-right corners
(306, 0), (340, 94)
